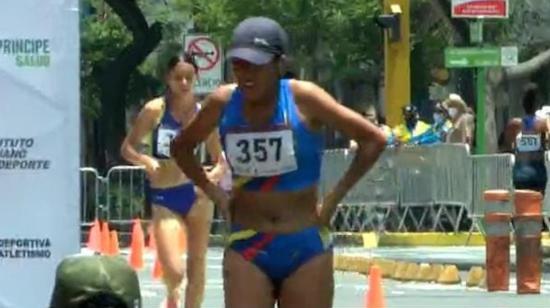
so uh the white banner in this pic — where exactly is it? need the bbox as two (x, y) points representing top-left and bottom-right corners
(0, 1), (80, 307)
(184, 34), (224, 95)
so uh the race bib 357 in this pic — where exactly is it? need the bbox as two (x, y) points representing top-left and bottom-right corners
(225, 129), (297, 177)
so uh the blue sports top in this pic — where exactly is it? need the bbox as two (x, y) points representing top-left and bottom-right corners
(522, 115), (536, 131)
(142, 96), (198, 160)
(515, 115), (545, 154)
(219, 79), (324, 192)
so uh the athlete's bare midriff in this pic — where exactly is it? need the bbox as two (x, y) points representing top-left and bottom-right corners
(230, 185), (320, 233)
(148, 159), (191, 189)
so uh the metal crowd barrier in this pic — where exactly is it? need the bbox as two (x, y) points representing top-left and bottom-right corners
(470, 154), (515, 218)
(79, 167), (103, 225)
(79, 165), (146, 228)
(326, 144), (476, 232)
(467, 153), (515, 239)
(82, 145), (548, 234)
(324, 148), (400, 232)
(393, 144), (472, 232)
(395, 146), (438, 231)
(105, 165), (146, 224)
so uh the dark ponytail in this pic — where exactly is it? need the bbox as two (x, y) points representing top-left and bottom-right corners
(182, 51), (199, 74)
(522, 83), (538, 114)
(165, 51), (199, 75)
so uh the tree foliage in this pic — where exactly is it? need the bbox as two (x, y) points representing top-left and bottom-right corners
(194, 0), (383, 85)
(82, 0), (550, 160)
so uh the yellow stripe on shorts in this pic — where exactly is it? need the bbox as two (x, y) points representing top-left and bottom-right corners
(226, 229), (258, 245)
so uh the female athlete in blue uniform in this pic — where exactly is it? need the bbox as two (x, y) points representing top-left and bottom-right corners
(172, 17), (386, 308)
(504, 83), (549, 193)
(121, 51), (225, 308)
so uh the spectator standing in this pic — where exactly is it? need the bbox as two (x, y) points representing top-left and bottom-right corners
(443, 94), (472, 146)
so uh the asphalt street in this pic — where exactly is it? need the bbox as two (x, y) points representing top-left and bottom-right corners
(133, 247), (550, 308)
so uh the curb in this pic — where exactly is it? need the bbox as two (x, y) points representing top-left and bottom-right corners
(334, 255), (466, 286)
(335, 254), (550, 284)
(335, 256), (489, 288)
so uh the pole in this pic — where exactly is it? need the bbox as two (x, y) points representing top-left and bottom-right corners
(472, 18), (485, 154)
(383, 0), (410, 127)
(476, 67), (486, 154)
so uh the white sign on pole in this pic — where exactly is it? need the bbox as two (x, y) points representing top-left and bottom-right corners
(184, 34), (223, 95)
(452, 0), (509, 18)
(501, 46), (518, 67)
(0, 1), (80, 307)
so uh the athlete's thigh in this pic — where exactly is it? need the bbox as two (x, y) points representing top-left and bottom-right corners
(152, 205), (185, 268)
(278, 251), (334, 308)
(223, 249), (276, 308)
(184, 189), (214, 258)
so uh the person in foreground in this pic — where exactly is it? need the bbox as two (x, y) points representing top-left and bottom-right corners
(171, 17), (386, 308)
(121, 51), (225, 308)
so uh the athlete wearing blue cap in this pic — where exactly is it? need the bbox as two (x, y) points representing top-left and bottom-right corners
(172, 17), (386, 308)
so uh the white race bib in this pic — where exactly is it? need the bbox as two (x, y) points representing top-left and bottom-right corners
(225, 130), (297, 177)
(157, 128), (178, 157)
(517, 133), (541, 152)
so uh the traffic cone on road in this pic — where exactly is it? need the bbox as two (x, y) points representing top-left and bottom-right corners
(108, 230), (120, 256)
(86, 219), (101, 253)
(366, 264), (385, 308)
(128, 218), (145, 271)
(100, 221), (111, 255)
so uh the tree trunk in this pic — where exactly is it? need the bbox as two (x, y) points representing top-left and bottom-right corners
(485, 68), (501, 153)
(95, 0), (162, 171)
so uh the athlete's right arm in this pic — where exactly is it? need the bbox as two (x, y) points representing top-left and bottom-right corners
(120, 101), (161, 175)
(170, 85), (233, 192)
(503, 118), (521, 152)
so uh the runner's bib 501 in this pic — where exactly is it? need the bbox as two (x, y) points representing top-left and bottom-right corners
(517, 133), (542, 152)
(225, 129), (297, 177)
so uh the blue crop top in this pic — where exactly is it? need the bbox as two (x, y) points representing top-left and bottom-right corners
(144, 96), (199, 160)
(219, 79), (324, 192)
(515, 115), (545, 154)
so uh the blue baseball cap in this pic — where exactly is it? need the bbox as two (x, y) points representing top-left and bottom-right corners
(227, 17), (289, 65)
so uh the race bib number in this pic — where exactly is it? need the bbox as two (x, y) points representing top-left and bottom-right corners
(157, 128), (178, 157)
(225, 130), (297, 177)
(517, 133), (541, 152)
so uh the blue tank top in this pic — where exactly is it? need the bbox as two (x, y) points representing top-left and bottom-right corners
(522, 115), (536, 131)
(151, 97), (199, 159)
(515, 115), (545, 154)
(219, 79), (324, 192)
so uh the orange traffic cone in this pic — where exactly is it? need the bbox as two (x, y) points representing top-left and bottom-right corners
(129, 218), (145, 271)
(152, 253), (164, 280)
(100, 221), (111, 255)
(147, 224), (156, 251)
(86, 219), (101, 253)
(108, 230), (120, 256)
(366, 265), (385, 308)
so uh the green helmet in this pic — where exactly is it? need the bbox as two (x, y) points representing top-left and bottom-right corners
(49, 255), (141, 308)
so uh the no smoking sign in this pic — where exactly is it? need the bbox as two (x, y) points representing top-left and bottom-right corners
(187, 37), (220, 71)
(184, 34), (223, 94)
